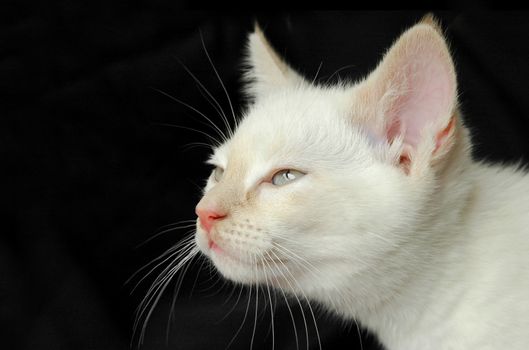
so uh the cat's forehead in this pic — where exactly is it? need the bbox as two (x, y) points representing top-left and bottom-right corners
(210, 86), (374, 174)
(222, 90), (343, 159)
(242, 87), (350, 140)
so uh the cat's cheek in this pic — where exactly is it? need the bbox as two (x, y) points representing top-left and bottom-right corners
(257, 179), (307, 203)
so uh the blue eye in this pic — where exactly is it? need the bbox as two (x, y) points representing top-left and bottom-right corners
(213, 167), (224, 182)
(271, 169), (305, 186)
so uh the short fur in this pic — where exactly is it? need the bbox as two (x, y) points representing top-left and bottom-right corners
(194, 16), (529, 350)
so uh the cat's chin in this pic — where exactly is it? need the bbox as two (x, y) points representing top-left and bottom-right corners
(195, 237), (286, 286)
(209, 249), (264, 284)
(194, 231), (256, 283)
(210, 250), (306, 292)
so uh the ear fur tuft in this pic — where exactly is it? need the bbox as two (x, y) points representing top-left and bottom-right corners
(242, 23), (305, 101)
(419, 13), (444, 34)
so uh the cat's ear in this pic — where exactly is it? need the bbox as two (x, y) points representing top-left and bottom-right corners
(243, 23), (306, 101)
(358, 15), (458, 175)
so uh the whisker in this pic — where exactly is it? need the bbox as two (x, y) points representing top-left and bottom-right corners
(180, 141), (214, 152)
(186, 178), (207, 194)
(188, 255), (209, 298)
(224, 285), (253, 350)
(154, 86), (227, 141)
(203, 276), (230, 299)
(323, 63), (356, 84)
(153, 122), (221, 147)
(133, 246), (200, 346)
(155, 219), (197, 231)
(174, 56), (233, 137)
(270, 231), (317, 246)
(222, 283), (238, 306)
(217, 284), (245, 323)
(198, 269), (223, 294)
(311, 61), (324, 86)
(137, 250), (196, 345)
(250, 252), (259, 350)
(199, 30), (238, 132)
(264, 251), (300, 350)
(196, 83), (230, 133)
(134, 242), (195, 310)
(166, 252), (199, 343)
(261, 254), (278, 350)
(271, 242), (322, 280)
(151, 88), (227, 142)
(134, 242), (197, 324)
(135, 223), (197, 249)
(127, 233), (195, 290)
(355, 319), (365, 350)
(265, 249), (310, 350)
(268, 248), (322, 350)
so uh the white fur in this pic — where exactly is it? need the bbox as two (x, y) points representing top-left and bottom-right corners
(194, 17), (529, 350)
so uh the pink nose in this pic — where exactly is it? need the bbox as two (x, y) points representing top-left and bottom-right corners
(196, 207), (227, 234)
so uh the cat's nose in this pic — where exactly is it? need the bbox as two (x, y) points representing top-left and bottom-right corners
(195, 206), (227, 234)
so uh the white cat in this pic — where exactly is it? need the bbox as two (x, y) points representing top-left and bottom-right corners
(193, 15), (529, 350)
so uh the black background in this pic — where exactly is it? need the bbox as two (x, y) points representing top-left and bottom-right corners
(4, 7), (529, 350)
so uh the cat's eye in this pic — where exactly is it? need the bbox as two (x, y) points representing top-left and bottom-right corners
(213, 167), (224, 182)
(271, 169), (305, 186)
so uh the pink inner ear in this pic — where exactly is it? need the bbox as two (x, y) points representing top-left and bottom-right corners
(387, 56), (453, 149)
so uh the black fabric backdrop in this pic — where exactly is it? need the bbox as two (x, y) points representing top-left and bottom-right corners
(4, 8), (529, 350)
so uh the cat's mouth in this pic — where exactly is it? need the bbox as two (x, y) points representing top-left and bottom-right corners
(195, 227), (297, 284)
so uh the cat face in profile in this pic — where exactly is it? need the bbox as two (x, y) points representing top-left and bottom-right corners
(194, 16), (460, 303)
(177, 14), (529, 350)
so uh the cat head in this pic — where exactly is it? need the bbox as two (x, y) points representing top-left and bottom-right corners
(194, 16), (465, 297)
